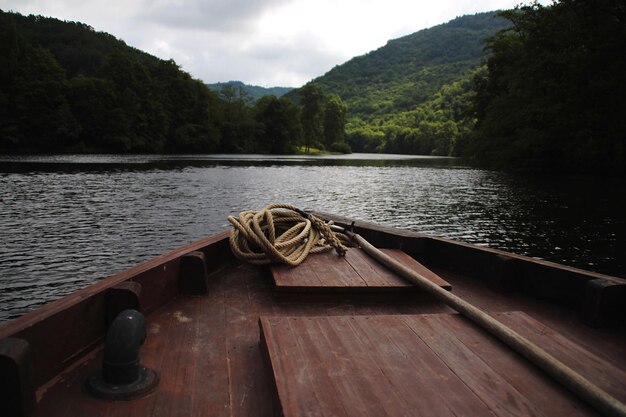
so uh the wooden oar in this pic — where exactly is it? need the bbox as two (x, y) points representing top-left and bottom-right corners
(331, 225), (626, 417)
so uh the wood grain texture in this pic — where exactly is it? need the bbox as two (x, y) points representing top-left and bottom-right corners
(259, 312), (617, 417)
(271, 247), (451, 291)
(22, 255), (625, 417)
(1, 219), (622, 417)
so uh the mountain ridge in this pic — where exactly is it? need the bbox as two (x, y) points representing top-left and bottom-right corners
(303, 12), (510, 119)
(206, 81), (293, 102)
(285, 11), (512, 156)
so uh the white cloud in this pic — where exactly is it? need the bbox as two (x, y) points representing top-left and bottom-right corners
(1, 0), (548, 87)
(139, 0), (291, 31)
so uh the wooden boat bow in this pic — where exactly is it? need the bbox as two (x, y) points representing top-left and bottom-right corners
(0, 213), (624, 417)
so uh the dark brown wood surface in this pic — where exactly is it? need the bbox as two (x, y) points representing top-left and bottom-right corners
(31, 263), (452, 417)
(271, 247), (451, 291)
(4, 229), (619, 417)
(26, 261), (626, 417)
(260, 312), (626, 417)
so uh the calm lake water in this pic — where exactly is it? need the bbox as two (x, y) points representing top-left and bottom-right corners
(1, 154), (624, 322)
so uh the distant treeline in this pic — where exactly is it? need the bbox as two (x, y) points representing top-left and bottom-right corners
(0, 11), (348, 154)
(206, 81), (293, 103)
(468, 0), (625, 174)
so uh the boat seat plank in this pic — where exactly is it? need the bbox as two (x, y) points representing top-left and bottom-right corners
(259, 312), (613, 417)
(271, 247), (451, 291)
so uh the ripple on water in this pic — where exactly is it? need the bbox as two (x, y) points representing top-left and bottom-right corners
(1, 155), (625, 321)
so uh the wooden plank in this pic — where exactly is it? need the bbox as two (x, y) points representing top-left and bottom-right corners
(494, 311), (626, 402)
(272, 254), (324, 288)
(142, 304), (184, 417)
(310, 316), (404, 417)
(260, 315), (494, 417)
(344, 249), (404, 287)
(224, 270), (273, 417)
(402, 314), (550, 417)
(306, 251), (359, 287)
(260, 312), (620, 417)
(288, 317), (356, 416)
(345, 315), (488, 417)
(439, 313), (595, 417)
(384, 249), (451, 290)
(271, 247), (451, 291)
(260, 316), (348, 416)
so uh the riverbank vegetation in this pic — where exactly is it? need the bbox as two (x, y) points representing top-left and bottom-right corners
(467, 0), (625, 175)
(0, 11), (349, 155)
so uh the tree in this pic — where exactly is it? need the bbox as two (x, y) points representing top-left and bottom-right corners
(299, 83), (324, 152)
(254, 96), (302, 154)
(323, 94), (347, 148)
(0, 10), (321, 156)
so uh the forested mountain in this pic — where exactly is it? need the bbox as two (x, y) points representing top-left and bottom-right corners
(206, 81), (293, 102)
(0, 10), (221, 153)
(0, 10), (342, 154)
(289, 12), (510, 156)
(5, 3), (619, 173)
(311, 13), (508, 119)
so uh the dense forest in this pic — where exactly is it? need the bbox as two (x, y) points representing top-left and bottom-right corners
(298, 12), (510, 156)
(467, 0), (625, 175)
(0, 10), (346, 154)
(2, 2), (624, 174)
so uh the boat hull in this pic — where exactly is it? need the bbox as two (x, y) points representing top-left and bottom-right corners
(0, 215), (624, 417)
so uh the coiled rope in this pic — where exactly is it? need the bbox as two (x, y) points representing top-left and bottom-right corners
(227, 204), (350, 266)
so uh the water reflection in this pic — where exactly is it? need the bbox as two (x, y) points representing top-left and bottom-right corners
(0, 154), (624, 321)
(0, 153), (460, 172)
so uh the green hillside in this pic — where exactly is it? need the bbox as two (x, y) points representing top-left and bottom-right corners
(293, 12), (510, 155)
(0, 10), (310, 154)
(315, 13), (508, 117)
(0, 10), (223, 153)
(206, 81), (293, 102)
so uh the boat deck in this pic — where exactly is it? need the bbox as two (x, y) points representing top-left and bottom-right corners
(261, 312), (623, 417)
(32, 258), (626, 417)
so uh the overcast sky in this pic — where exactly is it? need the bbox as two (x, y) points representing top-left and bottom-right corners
(2, 0), (539, 87)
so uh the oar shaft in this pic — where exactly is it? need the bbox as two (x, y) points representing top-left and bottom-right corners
(350, 232), (626, 417)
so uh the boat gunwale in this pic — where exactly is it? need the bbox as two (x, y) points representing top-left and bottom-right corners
(2, 217), (625, 340)
(313, 211), (625, 284)
(0, 230), (231, 340)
